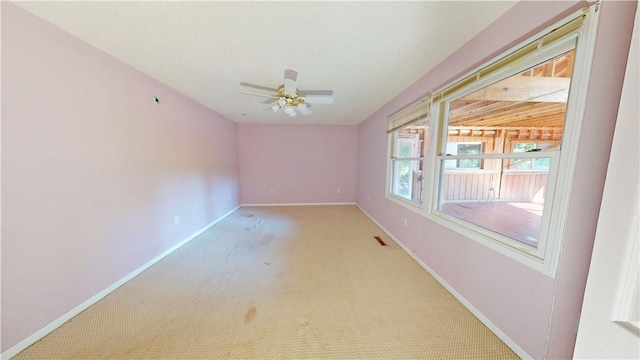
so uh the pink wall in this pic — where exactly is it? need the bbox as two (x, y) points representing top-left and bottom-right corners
(238, 124), (357, 204)
(1, 3), (240, 352)
(356, 1), (637, 359)
(546, 1), (637, 356)
(3, 0), (636, 357)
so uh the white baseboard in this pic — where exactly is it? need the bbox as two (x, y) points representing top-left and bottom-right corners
(242, 202), (356, 207)
(355, 203), (532, 360)
(1, 205), (240, 360)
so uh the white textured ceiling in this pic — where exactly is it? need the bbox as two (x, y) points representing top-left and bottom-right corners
(15, 1), (517, 125)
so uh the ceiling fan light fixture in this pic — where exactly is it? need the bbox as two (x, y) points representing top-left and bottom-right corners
(283, 106), (295, 115)
(240, 69), (333, 117)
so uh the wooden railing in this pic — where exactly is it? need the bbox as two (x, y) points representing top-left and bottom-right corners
(500, 171), (547, 201)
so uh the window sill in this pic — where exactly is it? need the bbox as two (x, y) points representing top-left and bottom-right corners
(426, 210), (555, 277)
(386, 193), (424, 213)
(385, 189), (557, 277)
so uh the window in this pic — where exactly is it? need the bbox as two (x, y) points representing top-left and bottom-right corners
(426, 6), (600, 275)
(445, 142), (483, 169)
(508, 142), (558, 170)
(387, 98), (429, 206)
(433, 48), (575, 255)
(435, 44), (578, 252)
(384, 4), (599, 276)
(389, 120), (427, 204)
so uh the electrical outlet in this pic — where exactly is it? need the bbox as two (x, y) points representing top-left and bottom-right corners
(269, 189), (274, 195)
(403, 218), (407, 226)
(174, 216), (181, 225)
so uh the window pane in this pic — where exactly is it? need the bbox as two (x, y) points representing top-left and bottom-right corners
(446, 50), (575, 159)
(533, 158), (550, 170)
(458, 143), (482, 155)
(391, 159), (424, 204)
(438, 156), (552, 247)
(510, 142), (557, 170)
(435, 50), (576, 248)
(457, 143), (482, 168)
(445, 142), (482, 169)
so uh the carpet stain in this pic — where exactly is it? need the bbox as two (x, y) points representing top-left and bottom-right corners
(244, 306), (257, 324)
(374, 236), (387, 246)
(245, 220), (265, 233)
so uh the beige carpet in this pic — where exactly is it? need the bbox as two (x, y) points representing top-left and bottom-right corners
(14, 205), (518, 359)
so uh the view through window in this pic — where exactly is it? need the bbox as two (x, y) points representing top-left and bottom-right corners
(389, 119), (428, 204)
(436, 50), (575, 248)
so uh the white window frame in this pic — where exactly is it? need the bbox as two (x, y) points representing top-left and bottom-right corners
(391, 136), (421, 200)
(433, 151), (560, 259)
(384, 4), (600, 277)
(386, 98), (430, 211)
(387, 127), (427, 209)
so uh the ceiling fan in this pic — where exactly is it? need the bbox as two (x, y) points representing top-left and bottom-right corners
(240, 70), (334, 117)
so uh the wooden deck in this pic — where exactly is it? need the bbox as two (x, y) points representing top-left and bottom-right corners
(441, 201), (543, 247)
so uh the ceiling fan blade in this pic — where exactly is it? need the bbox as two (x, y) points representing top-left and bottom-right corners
(241, 91), (277, 99)
(284, 69), (298, 82)
(284, 78), (297, 97)
(239, 82), (278, 93)
(299, 89), (334, 96)
(303, 96), (334, 105)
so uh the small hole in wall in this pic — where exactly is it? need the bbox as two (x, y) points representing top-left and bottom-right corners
(153, 96), (161, 104)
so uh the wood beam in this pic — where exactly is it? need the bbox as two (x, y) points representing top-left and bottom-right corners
(450, 101), (566, 126)
(461, 76), (570, 102)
